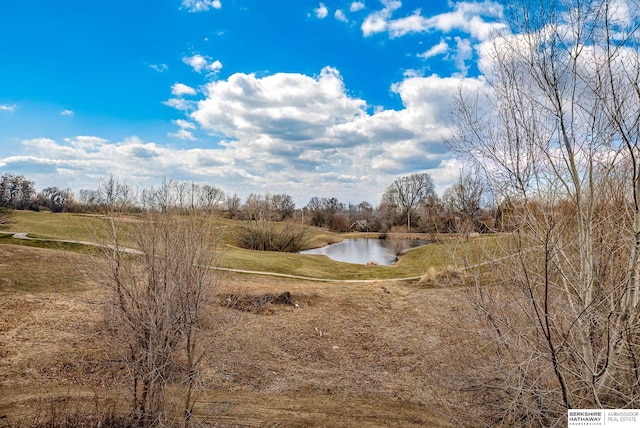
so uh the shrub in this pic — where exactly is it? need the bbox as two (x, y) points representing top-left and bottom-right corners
(238, 219), (309, 252)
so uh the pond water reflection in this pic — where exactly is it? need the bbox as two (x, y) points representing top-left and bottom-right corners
(299, 238), (427, 266)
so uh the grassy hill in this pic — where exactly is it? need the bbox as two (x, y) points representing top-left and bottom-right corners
(1, 210), (473, 281)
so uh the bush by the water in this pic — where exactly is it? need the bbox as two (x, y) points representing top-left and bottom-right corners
(238, 220), (309, 252)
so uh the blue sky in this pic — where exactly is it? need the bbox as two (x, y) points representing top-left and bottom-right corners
(0, 0), (504, 205)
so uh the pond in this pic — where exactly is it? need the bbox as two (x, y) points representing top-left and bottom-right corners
(299, 238), (428, 266)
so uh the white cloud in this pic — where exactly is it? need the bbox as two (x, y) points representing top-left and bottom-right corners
(418, 39), (449, 59)
(427, 2), (506, 41)
(1, 135), (272, 201)
(402, 69), (422, 78)
(431, 158), (464, 194)
(360, 1), (508, 80)
(314, 3), (329, 19)
(335, 9), (348, 22)
(191, 66), (366, 141)
(171, 82), (197, 96)
(361, 0), (401, 36)
(1, 68), (489, 205)
(453, 37), (473, 76)
(168, 129), (196, 141)
(149, 63), (168, 72)
(350, 1), (365, 12)
(210, 60), (223, 72)
(163, 98), (197, 111)
(0, 104), (16, 113)
(60, 109), (74, 116)
(181, 0), (221, 12)
(182, 54), (223, 74)
(184, 55), (207, 72)
(174, 119), (196, 129)
(185, 67), (483, 200)
(607, 0), (640, 28)
(387, 9), (432, 37)
(168, 119), (198, 141)
(363, 75), (486, 175)
(361, 0), (505, 40)
(64, 136), (108, 151)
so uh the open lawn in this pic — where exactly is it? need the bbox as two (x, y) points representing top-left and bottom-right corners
(4, 211), (337, 248)
(2, 211), (501, 281)
(0, 211), (493, 426)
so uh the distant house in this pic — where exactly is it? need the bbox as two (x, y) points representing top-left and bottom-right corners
(350, 220), (370, 232)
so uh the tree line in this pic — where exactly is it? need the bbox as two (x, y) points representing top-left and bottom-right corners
(0, 171), (499, 234)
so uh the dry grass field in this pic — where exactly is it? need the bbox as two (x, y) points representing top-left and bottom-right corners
(0, 219), (490, 427)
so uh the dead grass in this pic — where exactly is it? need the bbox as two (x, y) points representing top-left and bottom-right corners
(414, 266), (467, 288)
(0, 244), (91, 293)
(221, 290), (316, 314)
(0, 244), (488, 427)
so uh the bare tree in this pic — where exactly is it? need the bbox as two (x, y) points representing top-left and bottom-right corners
(79, 188), (101, 210)
(99, 175), (137, 213)
(197, 184), (225, 213)
(381, 173), (435, 230)
(39, 186), (74, 212)
(0, 174), (36, 210)
(242, 193), (268, 221)
(442, 170), (487, 219)
(306, 196), (347, 230)
(241, 193), (296, 222)
(442, 170), (490, 234)
(269, 193), (295, 220)
(448, 0), (640, 423)
(417, 194), (447, 234)
(92, 209), (224, 426)
(225, 193), (241, 219)
(142, 178), (177, 213)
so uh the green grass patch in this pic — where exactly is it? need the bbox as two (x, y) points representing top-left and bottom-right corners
(2, 210), (510, 281)
(218, 238), (460, 280)
(7, 211), (336, 250)
(6, 211), (109, 241)
(0, 233), (93, 253)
